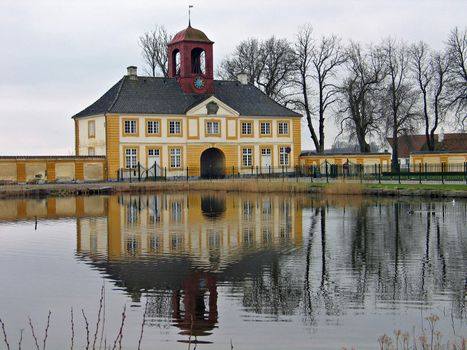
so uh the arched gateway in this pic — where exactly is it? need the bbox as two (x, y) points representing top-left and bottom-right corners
(200, 148), (225, 178)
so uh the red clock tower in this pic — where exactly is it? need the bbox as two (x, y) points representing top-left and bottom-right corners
(168, 24), (214, 94)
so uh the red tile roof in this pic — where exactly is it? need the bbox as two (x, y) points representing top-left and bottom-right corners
(387, 133), (467, 158)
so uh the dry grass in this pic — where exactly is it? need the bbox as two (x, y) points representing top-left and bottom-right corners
(323, 181), (364, 195)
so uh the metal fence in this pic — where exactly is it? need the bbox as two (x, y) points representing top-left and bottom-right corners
(117, 161), (467, 184)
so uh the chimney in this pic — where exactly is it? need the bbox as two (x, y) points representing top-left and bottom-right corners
(127, 66), (138, 80)
(438, 127), (444, 143)
(237, 72), (249, 85)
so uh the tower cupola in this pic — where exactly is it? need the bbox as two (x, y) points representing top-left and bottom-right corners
(168, 24), (214, 94)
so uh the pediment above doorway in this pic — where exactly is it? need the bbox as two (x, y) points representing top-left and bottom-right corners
(186, 96), (240, 117)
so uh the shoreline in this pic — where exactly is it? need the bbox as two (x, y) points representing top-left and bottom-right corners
(0, 179), (466, 199)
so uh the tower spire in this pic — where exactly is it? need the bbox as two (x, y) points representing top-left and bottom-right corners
(188, 5), (193, 27)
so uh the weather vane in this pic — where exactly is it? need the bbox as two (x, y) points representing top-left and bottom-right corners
(188, 5), (194, 26)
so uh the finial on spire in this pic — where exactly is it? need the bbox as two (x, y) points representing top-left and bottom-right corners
(188, 5), (193, 27)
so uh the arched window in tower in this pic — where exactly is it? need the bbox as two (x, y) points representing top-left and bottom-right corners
(191, 48), (206, 75)
(172, 49), (181, 76)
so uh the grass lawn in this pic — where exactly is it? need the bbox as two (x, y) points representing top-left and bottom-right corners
(363, 183), (467, 191)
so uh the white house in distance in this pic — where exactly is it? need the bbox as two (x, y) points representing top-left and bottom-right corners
(72, 24), (302, 179)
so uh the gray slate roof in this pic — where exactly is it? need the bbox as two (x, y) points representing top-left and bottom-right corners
(72, 76), (301, 118)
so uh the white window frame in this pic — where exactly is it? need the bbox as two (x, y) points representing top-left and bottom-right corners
(241, 122), (252, 135)
(279, 146), (290, 166)
(206, 121), (220, 135)
(125, 148), (138, 169)
(242, 147), (253, 167)
(147, 120), (160, 135)
(278, 122), (289, 135)
(169, 120), (181, 135)
(260, 122), (271, 135)
(124, 120), (137, 134)
(170, 148), (182, 168)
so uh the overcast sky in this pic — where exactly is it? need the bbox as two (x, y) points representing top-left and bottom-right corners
(0, 0), (465, 155)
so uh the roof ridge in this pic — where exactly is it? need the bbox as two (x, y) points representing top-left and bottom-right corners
(107, 76), (126, 113)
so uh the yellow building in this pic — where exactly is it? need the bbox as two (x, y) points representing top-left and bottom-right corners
(299, 152), (392, 174)
(410, 151), (467, 171)
(73, 25), (301, 180)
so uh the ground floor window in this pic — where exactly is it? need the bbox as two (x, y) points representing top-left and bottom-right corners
(125, 148), (138, 168)
(279, 146), (290, 166)
(242, 147), (253, 167)
(170, 148), (182, 168)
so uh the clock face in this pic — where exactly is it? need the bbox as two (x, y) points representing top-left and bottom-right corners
(194, 77), (205, 89)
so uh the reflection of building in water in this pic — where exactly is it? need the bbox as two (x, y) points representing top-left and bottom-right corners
(74, 192), (303, 342)
(77, 193), (302, 269)
(0, 196), (106, 222)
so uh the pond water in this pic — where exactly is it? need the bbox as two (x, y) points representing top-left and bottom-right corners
(0, 193), (465, 349)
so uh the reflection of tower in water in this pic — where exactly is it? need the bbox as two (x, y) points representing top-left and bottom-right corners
(172, 272), (218, 344)
(75, 192), (303, 342)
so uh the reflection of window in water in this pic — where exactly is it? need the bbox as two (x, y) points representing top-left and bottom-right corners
(279, 201), (290, 219)
(89, 218), (98, 252)
(243, 227), (254, 245)
(126, 202), (139, 224)
(243, 200), (253, 221)
(149, 235), (162, 253)
(149, 197), (161, 224)
(170, 233), (184, 251)
(171, 201), (183, 223)
(126, 236), (138, 254)
(280, 226), (290, 241)
(262, 227), (272, 243)
(208, 230), (221, 249)
(262, 200), (272, 219)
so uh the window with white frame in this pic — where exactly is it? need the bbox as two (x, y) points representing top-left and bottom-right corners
(147, 120), (160, 135)
(279, 146), (289, 166)
(148, 148), (160, 157)
(242, 147), (253, 167)
(170, 148), (182, 168)
(169, 120), (181, 135)
(241, 121), (252, 135)
(206, 121), (220, 135)
(260, 122), (271, 135)
(124, 120), (137, 134)
(88, 120), (95, 138)
(125, 148), (138, 168)
(278, 122), (289, 135)
(261, 148), (271, 156)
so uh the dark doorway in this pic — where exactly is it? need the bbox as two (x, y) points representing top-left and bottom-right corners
(200, 148), (225, 179)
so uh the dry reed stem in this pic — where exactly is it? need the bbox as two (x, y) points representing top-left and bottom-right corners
(137, 300), (148, 350)
(70, 307), (75, 350)
(82, 309), (90, 350)
(0, 318), (11, 350)
(28, 316), (40, 350)
(42, 311), (51, 350)
(98, 283), (106, 350)
(111, 305), (126, 350)
(92, 285), (105, 350)
(18, 328), (24, 350)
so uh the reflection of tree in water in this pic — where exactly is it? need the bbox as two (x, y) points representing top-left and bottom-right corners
(145, 291), (173, 330)
(234, 199), (466, 325)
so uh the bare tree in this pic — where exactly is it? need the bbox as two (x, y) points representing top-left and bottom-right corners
(218, 38), (262, 84)
(445, 27), (467, 130)
(337, 42), (387, 153)
(139, 26), (172, 77)
(218, 37), (296, 104)
(380, 39), (420, 169)
(258, 37), (296, 103)
(410, 42), (449, 151)
(292, 25), (346, 153)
